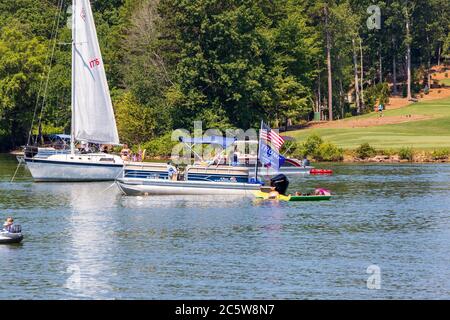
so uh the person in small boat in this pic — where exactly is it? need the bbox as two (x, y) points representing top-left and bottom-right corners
(3, 217), (14, 232)
(167, 161), (178, 181)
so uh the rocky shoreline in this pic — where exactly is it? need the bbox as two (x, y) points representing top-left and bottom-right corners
(343, 153), (450, 163)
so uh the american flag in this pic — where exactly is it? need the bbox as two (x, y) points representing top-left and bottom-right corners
(260, 122), (285, 150)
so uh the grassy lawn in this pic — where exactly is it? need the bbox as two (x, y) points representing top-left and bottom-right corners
(440, 78), (450, 86)
(288, 97), (450, 150)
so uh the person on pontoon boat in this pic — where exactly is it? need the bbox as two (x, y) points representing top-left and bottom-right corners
(167, 162), (178, 181)
(302, 156), (310, 167)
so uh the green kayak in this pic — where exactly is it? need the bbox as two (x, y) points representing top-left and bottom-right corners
(288, 195), (332, 201)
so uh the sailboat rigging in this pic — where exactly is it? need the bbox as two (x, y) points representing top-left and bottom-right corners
(25, 0), (123, 182)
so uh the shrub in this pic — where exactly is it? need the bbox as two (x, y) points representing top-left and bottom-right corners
(280, 140), (298, 157)
(364, 82), (390, 109)
(445, 73), (448, 78)
(412, 82), (421, 94)
(399, 147), (414, 161)
(295, 134), (343, 161)
(379, 149), (396, 156)
(141, 133), (178, 158)
(301, 134), (323, 157)
(315, 142), (344, 161)
(355, 143), (376, 159)
(402, 85), (408, 98)
(431, 149), (449, 160)
(344, 112), (353, 118)
(424, 86), (429, 95)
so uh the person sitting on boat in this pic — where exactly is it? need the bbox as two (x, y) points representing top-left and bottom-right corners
(302, 156), (310, 167)
(54, 138), (65, 150)
(121, 144), (131, 161)
(167, 162), (178, 181)
(84, 142), (91, 153)
(3, 217), (14, 232)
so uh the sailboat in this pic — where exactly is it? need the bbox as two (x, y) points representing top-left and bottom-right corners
(25, 0), (123, 181)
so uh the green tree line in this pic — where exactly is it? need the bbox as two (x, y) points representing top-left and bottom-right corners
(0, 0), (449, 151)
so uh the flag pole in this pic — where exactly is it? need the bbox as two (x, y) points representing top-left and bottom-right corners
(254, 120), (263, 182)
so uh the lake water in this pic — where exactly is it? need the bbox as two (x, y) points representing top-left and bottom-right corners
(1, 153), (450, 299)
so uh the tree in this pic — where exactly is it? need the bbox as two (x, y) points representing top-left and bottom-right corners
(405, 1), (413, 100)
(158, 0), (319, 129)
(0, 23), (46, 150)
(114, 91), (158, 146)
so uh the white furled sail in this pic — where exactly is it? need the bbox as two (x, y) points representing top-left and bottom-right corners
(72, 0), (119, 145)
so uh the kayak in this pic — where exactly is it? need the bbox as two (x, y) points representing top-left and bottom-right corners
(254, 191), (332, 202)
(289, 195), (332, 201)
(0, 231), (23, 244)
(310, 169), (333, 175)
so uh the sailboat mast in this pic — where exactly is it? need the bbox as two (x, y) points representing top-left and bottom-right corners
(70, 0), (76, 154)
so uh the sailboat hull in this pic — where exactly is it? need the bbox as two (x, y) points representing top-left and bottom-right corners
(25, 155), (123, 182)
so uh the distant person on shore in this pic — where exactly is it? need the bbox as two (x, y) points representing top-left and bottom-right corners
(378, 103), (384, 117)
(120, 144), (131, 161)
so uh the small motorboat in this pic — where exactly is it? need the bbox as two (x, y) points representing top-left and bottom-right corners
(0, 225), (23, 244)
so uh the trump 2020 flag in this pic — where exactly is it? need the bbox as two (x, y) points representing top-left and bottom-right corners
(258, 122), (285, 172)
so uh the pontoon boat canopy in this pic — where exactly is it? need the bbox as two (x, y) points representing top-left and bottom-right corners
(179, 136), (237, 148)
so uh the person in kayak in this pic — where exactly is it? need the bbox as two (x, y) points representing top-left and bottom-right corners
(314, 188), (331, 196)
(3, 217), (14, 232)
(268, 187), (280, 199)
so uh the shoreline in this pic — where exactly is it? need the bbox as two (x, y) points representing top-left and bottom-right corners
(342, 151), (450, 164)
(5, 151), (449, 164)
(342, 157), (450, 164)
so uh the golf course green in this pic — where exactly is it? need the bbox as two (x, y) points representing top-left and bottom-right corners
(289, 97), (450, 150)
